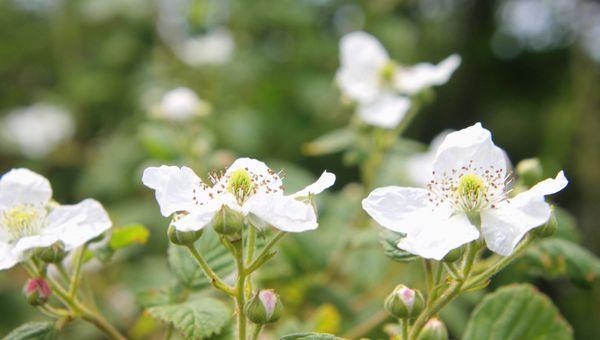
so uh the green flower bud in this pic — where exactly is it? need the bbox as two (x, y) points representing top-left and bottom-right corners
(212, 205), (244, 235)
(167, 224), (203, 245)
(516, 158), (543, 188)
(35, 241), (66, 263)
(418, 318), (449, 340)
(23, 278), (52, 306)
(532, 206), (557, 238)
(384, 284), (424, 320)
(441, 246), (463, 263)
(244, 289), (283, 324)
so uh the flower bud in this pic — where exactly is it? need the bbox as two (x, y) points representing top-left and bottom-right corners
(532, 206), (558, 238)
(23, 278), (52, 306)
(418, 318), (449, 340)
(516, 158), (543, 188)
(167, 224), (203, 245)
(384, 285), (424, 320)
(212, 205), (244, 235)
(35, 241), (66, 263)
(441, 246), (463, 263)
(244, 289), (283, 324)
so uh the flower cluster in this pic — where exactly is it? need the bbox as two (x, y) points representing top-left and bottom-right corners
(336, 31), (461, 128)
(363, 123), (568, 260)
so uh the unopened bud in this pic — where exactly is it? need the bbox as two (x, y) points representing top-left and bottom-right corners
(384, 285), (424, 320)
(212, 205), (244, 235)
(516, 158), (543, 188)
(23, 278), (52, 306)
(36, 241), (66, 263)
(533, 206), (558, 238)
(244, 289), (283, 324)
(167, 224), (203, 245)
(418, 318), (448, 340)
(441, 246), (463, 263)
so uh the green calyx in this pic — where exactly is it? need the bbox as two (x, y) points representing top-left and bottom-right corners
(212, 205), (245, 235)
(244, 289), (283, 325)
(167, 224), (203, 245)
(418, 318), (449, 340)
(36, 241), (67, 263)
(384, 284), (424, 320)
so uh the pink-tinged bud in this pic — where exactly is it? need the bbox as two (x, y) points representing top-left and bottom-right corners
(384, 284), (424, 320)
(244, 289), (283, 324)
(23, 278), (52, 306)
(418, 318), (449, 340)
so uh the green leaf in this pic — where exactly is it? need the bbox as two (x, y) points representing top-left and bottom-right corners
(109, 224), (150, 249)
(302, 128), (356, 156)
(146, 297), (231, 339)
(379, 230), (418, 262)
(136, 283), (187, 308)
(522, 238), (600, 287)
(464, 284), (573, 340)
(3, 322), (57, 340)
(167, 229), (234, 289)
(280, 332), (344, 340)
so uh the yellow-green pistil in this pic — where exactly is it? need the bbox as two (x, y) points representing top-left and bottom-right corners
(456, 173), (486, 211)
(227, 169), (254, 204)
(1, 205), (44, 242)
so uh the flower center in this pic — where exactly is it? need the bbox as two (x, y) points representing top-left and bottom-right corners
(455, 173), (487, 212)
(1, 205), (45, 242)
(379, 61), (397, 87)
(227, 169), (255, 205)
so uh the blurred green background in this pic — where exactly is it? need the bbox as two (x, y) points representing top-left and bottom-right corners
(1, 0), (599, 339)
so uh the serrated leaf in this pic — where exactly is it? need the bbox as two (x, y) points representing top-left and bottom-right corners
(522, 238), (600, 287)
(3, 322), (57, 340)
(146, 297), (231, 339)
(303, 127), (356, 156)
(280, 332), (344, 340)
(109, 224), (150, 249)
(167, 229), (234, 289)
(137, 283), (187, 308)
(379, 230), (418, 262)
(464, 284), (573, 340)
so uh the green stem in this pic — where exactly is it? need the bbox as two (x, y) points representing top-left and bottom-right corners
(423, 260), (434, 299)
(402, 319), (409, 340)
(69, 245), (86, 298)
(246, 226), (257, 266)
(186, 245), (235, 296)
(234, 242), (247, 340)
(251, 324), (263, 340)
(56, 263), (71, 284)
(246, 231), (286, 273)
(164, 324), (173, 340)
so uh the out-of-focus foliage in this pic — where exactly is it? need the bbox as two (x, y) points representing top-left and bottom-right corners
(0, 0), (599, 339)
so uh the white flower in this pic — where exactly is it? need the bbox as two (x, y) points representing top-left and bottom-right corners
(362, 123), (567, 260)
(1, 103), (75, 159)
(176, 29), (235, 66)
(0, 169), (112, 270)
(335, 31), (460, 128)
(156, 87), (210, 122)
(142, 158), (335, 233)
(405, 130), (452, 187)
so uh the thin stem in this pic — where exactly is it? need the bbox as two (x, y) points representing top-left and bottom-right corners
(186, 245), (235, 296)
(164, 324), (173, 340)
(246, 226), (257, 266)
(55, 263), (71, 284)
(251, 324), (263, 340)
(234, 242), (247, 340)
(423, 260), (434, 299)
(246, 231), (286, 273)
(69, 245), (86, 298)
(402, 319), (409, 340)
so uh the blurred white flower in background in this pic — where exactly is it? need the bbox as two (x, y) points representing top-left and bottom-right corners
(0, 169), (112, 270)
(0, 103), (75, 159)
(157, 0), (235, 66)
(363, 123), (567, 260)
(578, 2), (600, 63)
(152, 87), (210, 122)
(336, 31), (461, 129)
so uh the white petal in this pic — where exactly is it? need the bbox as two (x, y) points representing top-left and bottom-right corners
(247, 194), (318, 232)
(406, 130), (453, 186)
(362, 187), (450, 234)
(12, 234), (58, 255)
(397, 213), (479, 260)
(395, 54), (461, 95)
(159, 87), (203, 121)
(0, 242), (21, 270)
(221, 158), (283, 195)
(292, 171), (336, 198)
(336, 31), (389, 103)
(172, 204), (221, 232)
(0, 168), (52, 209)
(142, 165), (208, 217)
(357, 94), (411, 129)
(45, 199), (112, 250)
(481, 171), (568, 256)
(433, 123), (507, 185)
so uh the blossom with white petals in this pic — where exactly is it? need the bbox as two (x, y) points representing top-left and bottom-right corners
(336, 31), (461, 128)
(142, 158), (335, 233)
(0, 169), (112, 270)
(0, 103), (75, 159)
(155, 87), (210, 122)
(406, 131), (452, 187)
(362, 123), (567, 260)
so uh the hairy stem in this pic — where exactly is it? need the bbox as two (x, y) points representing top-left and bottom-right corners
(69, 245), (86, 298)
(251, 324), (263, 340)
(186, 245), (235, 296)
(246, 231), (286, 273)
(234, 242), (247, 340)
